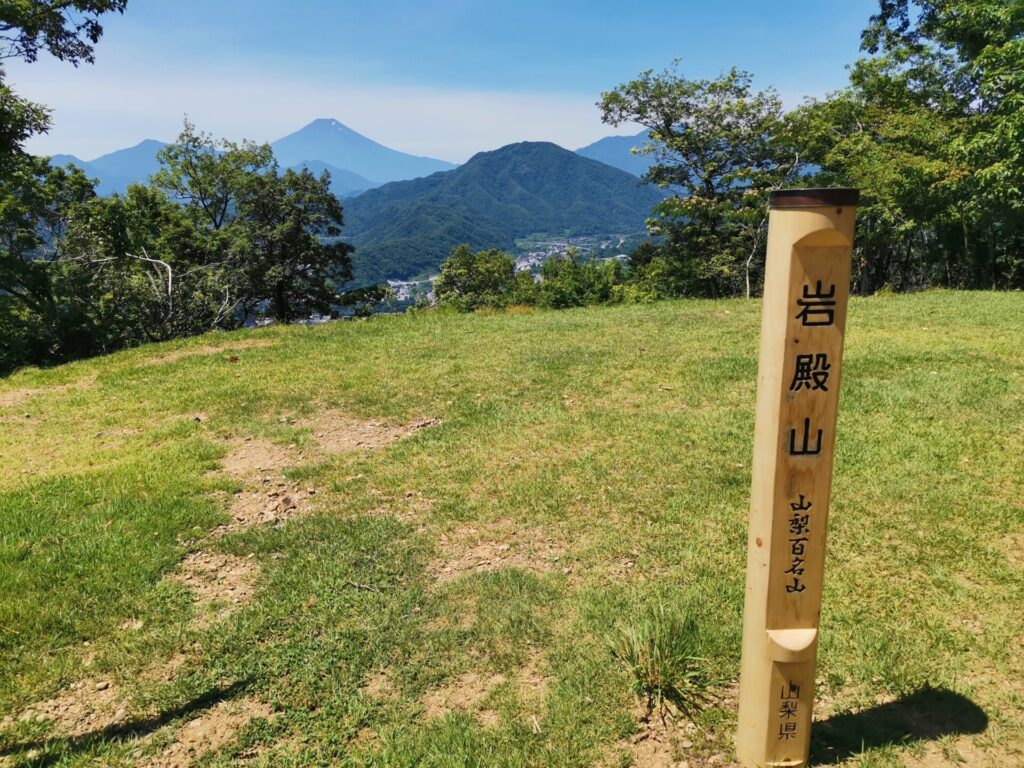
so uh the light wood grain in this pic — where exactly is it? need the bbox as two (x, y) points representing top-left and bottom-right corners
(736, 201), (857, 768)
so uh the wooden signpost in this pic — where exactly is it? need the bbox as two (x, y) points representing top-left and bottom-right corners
(736, 188), (859, 768)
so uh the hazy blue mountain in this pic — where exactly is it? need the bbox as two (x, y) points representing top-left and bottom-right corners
(50, 153), (91, 169)
(288, 160), (380, 198)
(90, 139), (168, 180)
(576, 130), (654, 177)
(344, 141), (664, 284)
(48, 133), (385, 199)
(50, 153), (101, 178)
(48, 140), (168, 195)
(271, 118), (456, 183)
(48, 154), (126, 196)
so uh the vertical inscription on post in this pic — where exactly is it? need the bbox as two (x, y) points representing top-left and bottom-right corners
(737, 189), (858, 768)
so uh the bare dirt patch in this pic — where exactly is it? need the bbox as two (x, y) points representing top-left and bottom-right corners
(0, 374), (96, 409)
(1000, 532), (1023, 567)
(5, 653), (201, 742)
(219, 412), (439, 478)
(220, 437), (304, 479)
(9, 679), (127, 738)
(168, 551), (259, 626)
(516, 652), (548, 711)
(605, 701), (735, 768)
(299, 411), (441, 453)
(147, 696), (274, 768)
(217, 479), (316, 536)
(143, 339), (276, 366)
(421, 671), (505, 726)
(431, 518), (568, 582)
(360, 670), (396, 700)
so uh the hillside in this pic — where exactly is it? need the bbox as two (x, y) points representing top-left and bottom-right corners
(271, 118), (456, 183)
(0, 292), (1020, 766)
(344, 141), (666, 283)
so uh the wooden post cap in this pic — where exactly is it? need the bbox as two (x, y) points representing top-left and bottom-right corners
(769, 189), (860, 209)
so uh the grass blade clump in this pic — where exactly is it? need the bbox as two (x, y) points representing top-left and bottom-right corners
(608, 601), (715, 720)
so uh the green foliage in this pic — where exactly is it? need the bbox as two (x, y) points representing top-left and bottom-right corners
(435, 245), (628, 313)
(434, 245), (518, 311)
(0, 160), (102, 366)
(229, 167), (354, 322)
(794, 0), (1024, 292)
(0, 122), (357, 373)
(337, 283), (396, 318)
(600, 63), (800, 298)
(0, 1), (127, 65)
(535, 249), (624, 309)
(0, 76), (49, 174)
(152, 120), (275, 231)
(0, 0), (126, 176)
(608, 602), (715, 718)
(599, 6), (1024, 297)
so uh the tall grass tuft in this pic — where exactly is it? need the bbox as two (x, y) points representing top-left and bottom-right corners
(607, 602), (716, 720)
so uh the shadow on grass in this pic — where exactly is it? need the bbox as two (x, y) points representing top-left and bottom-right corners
(810, 685), (988, 765)
(0, 679), (250, 765)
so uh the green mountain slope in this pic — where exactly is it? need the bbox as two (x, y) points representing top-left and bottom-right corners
(343, 141), (665, 283)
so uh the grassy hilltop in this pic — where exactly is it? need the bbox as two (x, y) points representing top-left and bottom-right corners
(0, 291), (1021, 767)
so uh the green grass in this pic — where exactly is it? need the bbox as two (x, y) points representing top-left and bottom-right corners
(0, 290), (1021, 767)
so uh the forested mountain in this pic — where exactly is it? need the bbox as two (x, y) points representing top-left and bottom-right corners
(343, 141), (664, 284)
(576, 131), (653, 177)
(271, 119), (456, 183)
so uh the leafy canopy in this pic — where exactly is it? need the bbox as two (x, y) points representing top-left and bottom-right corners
(794, 0), (1024, 291)
(0, 0), (127, 65)
(600, 64), (801, 298)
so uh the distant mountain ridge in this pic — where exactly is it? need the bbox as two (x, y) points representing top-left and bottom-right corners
(286, 160), (380, 198)
(575, 130), (654, 177)
(270, 119), (456, 184)
(343, 141), (664, 285)
(51, 139), (169, 196)
(48, 119), (455, 196)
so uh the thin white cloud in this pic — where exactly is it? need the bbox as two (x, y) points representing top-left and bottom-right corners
(8, 53), (634, 163)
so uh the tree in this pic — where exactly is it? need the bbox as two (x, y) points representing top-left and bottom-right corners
(435, 245), (518, 311)
(0, 161), (100, 368)
(1, 0), (127, 174)
(152, 121), (275, 231)
(153, 123), (355, 323)
(231, 167), (354, 322)
(600, 64), (802, 298)
(0, 1), (127, 65)
(59, 184), (240, 345)
(627, 241), (660, 271)
(0, 77), (49, 173)
(535, 249), (624, 309)
(0, 0), (128, 371)
(794, 0), (1024, 292)
(1, 117), (359, 371)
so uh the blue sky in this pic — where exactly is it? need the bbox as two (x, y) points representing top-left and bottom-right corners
(12, 0), (878, 162)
